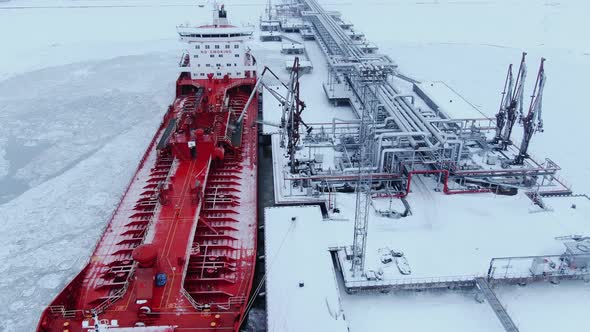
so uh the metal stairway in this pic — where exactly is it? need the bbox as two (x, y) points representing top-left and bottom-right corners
(475, 277), (519, 332)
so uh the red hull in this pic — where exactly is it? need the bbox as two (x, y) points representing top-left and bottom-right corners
(38, 75), (259, 331)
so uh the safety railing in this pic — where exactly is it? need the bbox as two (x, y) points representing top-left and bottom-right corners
(344, 274), (480, 290)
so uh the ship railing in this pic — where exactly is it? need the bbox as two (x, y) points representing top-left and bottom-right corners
(48, 306), (85, 319)
(180, 287), (204, 310)
(217, 296), (247, 311)
(181, 287), (247, 312)
(223, 78), (257, 92)
(91, 161), (170, 315)
(343, 274), (480, 289)
(92, 272), (135, 315)
(49, 106), (174, 318)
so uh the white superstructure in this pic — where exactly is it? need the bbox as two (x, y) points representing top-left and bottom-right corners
(177, 4), (257, 80)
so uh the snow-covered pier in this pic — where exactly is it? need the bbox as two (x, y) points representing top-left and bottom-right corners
(260, 0), (590, 330)
(263, 0), (571, 212)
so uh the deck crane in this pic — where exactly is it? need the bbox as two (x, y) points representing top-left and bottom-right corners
(237, 57), (309, 173)
(494, 52), (527, 149)
(513, 58), (546, 165)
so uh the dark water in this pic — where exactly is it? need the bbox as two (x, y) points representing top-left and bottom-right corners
(241, 140), (274, 332)
(0, 138), (50, 203)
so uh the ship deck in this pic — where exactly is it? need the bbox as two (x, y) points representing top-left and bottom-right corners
(38, 78), (259, 331)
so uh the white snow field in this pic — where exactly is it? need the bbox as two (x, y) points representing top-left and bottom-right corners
(264, 206), (349, 332)
(1, 0), (590, 331)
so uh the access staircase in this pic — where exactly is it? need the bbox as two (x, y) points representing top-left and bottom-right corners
(475, 277), (519, 332)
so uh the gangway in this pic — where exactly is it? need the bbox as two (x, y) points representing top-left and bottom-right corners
(475, 278), (519, 332)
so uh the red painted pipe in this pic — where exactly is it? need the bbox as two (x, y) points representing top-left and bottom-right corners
(388, 169), (491, 198)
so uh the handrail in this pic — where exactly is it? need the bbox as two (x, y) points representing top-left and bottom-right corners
(91, 153), (177, 315)
(344, 274), (481, 288)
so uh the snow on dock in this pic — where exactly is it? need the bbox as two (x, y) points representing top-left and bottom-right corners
(264, 206), (349, 332)
(340, 290), (504, 332)
(414, 80), (488, 119)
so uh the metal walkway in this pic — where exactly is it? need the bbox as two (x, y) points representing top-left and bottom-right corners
(475, 277), (519, 332)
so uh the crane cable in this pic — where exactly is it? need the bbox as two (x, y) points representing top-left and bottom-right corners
(238, 218), (297, 328)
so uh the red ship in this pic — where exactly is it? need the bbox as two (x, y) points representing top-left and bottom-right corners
(38, 5), (259, 332)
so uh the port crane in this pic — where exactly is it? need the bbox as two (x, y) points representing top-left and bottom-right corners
(494, 52), (527, 149)
(238, 57), (309, 173)
(514, 58), (546, 165)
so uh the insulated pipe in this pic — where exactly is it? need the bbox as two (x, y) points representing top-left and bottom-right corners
(390, 93), (444, 148)
(390, 169), (492, 198)
(375, 131), (428, 154)
(374, 88), (419, 133)
(377, 94), (429, 148)
(237, 75), (264, 125)
(342, 166), (378, 173)
(380, 89), (426, 133)
(374, 90), (418, 135)
(402, 100), (445, 146)
(332, 117), (361, 136)
(382, 82), (446, 147)
(372, 117), (398, 129)
(379, 148), (412, 172)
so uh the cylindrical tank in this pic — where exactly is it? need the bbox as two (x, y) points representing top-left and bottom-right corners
(214, 147), (225, 161)
(132, 244), (158, 268)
